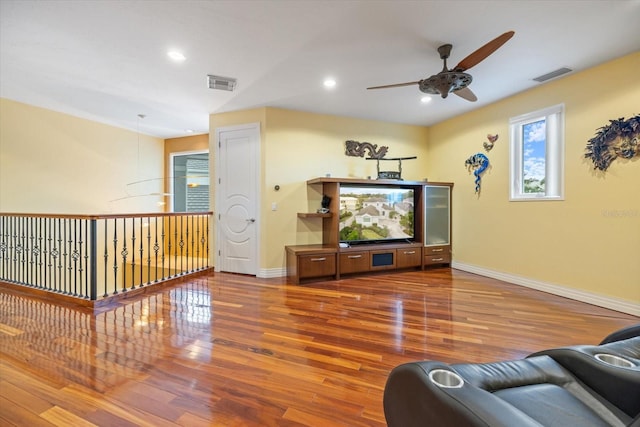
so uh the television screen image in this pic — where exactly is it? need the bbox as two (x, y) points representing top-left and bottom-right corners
(339, 185), (415, 244)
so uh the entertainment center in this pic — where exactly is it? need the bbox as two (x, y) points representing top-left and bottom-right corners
(286, 177), (452, 284)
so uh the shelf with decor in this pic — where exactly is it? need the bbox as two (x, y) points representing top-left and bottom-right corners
(296, 212), (332, 218)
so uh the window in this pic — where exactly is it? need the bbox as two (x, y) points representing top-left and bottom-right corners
(509, 104), (564, 200)
(171, 151), (210, 212)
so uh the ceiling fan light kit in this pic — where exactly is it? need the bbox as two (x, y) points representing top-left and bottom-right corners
(419, 72), (472, 98)
(367, 31), (515, 103)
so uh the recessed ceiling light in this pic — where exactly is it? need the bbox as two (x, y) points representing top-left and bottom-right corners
(167, 50), (186, 62)
(421, 96), (432, 103)
(323, 78), (336, 88)
(184, 129), (194, 133)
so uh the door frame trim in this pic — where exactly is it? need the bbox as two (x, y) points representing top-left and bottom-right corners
(214, 122), (261, 275)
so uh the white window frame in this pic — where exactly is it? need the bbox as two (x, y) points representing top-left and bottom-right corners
(169, 149), (209, 212)
(509, 104), (565, 201)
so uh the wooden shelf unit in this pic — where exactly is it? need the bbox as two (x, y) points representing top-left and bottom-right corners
(287, 177), (452, 283)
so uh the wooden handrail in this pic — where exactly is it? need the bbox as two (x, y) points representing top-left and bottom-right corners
(0, 211), (213, 220)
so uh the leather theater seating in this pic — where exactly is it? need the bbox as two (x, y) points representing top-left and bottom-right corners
(383, 324), (640, 427)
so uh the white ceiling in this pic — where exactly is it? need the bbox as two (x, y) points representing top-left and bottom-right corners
(1, 0), (639, 139)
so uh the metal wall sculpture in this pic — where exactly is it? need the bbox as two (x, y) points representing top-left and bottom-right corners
(483, 134), (498, 151)
(585, 114), (639, 171)
(345, 140), (388, 159)
(465, 153), (489, 193)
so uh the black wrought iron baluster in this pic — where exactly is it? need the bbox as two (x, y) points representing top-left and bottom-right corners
(112, 217), (119, 295)
(190, 215), (194, 272)
(89, 218), (97, 301)
(79, 219), (85, 297)
(63, 218), (70, 294)
(179, 215), (184, 274)
(185, 215), (190, 273)
(32, 217), (38, 288)
(56, 218), (63, 293)
(153, 216), (159, 283)
(37, 218), (44, 289)
(103, 219), (108, 298)
(167, 215), (173, 278)
(71, 218), (79, 297)
(195, 215), (201, 271)
(8, 217), (13, 282)
(8, 217), (14, 282)
(28, 217), (34, 286)
(81, 219), (87, 298)
(33, 217), (40, 286)
(161, 216), (166, 281)
(205, 215), (209, 268)
(18, 216), (25, 284)
(0, 216), (5, 281)
(13, 216), (19, 283)
(46, 217), (51, 290)
(0, 216), (5, 280)
(121, 218), (128, 293)
(139, 217), (145, 286)
(145, 216), (151, 286)
(130, 217), (136, 290)
(174, 216), (179, 276)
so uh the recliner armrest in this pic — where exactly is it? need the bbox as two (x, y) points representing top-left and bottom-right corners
(383, 356), (631, 427)
(529, 337), (640, 418)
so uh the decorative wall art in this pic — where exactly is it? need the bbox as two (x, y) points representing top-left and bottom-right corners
(465, 153), (489, 193)
(483, 134), (499, 151)
(345, 140), (388, 159)
(585, 114), (639, 171)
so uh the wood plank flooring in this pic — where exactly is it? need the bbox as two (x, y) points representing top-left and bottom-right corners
(0, 268), (637, 426)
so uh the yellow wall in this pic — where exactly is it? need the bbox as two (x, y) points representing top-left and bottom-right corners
(427, 52), (640, 303)
(3, 52), (637, 306)
(210, 107), (429, 271)
(0, 98), (164, 214)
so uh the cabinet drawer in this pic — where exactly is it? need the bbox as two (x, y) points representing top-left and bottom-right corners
(424, 245), (450, 255)
(299, 254), (336, 278)
(424, 253), (451, 265)
(397, 248), (422, 268)
(340, 251), (370, 274)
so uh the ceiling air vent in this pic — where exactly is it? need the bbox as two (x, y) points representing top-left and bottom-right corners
(533, 67), (572, 83)
(207, 75), (237, 91)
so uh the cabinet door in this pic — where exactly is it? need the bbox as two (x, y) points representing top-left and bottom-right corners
(339, 251), (370, 274)
(424, 185), (450, 246)
(397, 247), (422, 268)
(299, 254), (336, 279)
(424, 246), (451, 265)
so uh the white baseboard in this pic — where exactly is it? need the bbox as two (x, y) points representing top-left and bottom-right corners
(452, 261), (640, 316)
(257, 267), (287, 279)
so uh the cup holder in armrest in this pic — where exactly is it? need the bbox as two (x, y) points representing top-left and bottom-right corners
(428, 369), (464, 388)
(595, 353), (635, 368)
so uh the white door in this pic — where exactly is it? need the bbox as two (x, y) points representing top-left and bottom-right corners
(215, 123), (260, 275)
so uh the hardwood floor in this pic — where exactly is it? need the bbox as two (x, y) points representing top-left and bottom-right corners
(0, 268), (637, 426)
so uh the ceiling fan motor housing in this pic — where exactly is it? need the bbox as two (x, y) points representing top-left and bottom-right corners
(420, 72), (472, 98)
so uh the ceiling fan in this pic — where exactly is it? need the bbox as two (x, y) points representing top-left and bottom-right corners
(367, 31), (515, 102)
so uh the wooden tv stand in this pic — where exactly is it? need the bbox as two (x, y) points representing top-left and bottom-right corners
(286, 242), (423, 284)
(286, 177), (452, 284)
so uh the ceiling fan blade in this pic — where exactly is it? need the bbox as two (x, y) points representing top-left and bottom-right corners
(453, 87), (477, 102)
(367, 81), (421, 90)
(454, 31), (515, 71)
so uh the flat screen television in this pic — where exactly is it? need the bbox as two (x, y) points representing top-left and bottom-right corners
(338, 184), (415, 245)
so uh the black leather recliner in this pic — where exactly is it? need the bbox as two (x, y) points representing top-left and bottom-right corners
(383, 324), (640, 427)
(529, 336), (640, 420)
